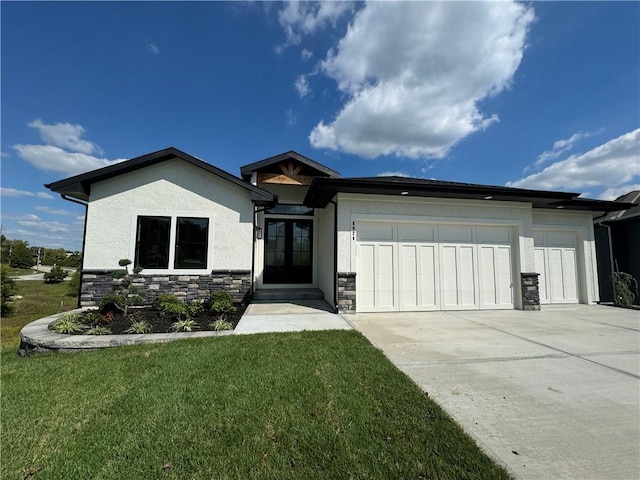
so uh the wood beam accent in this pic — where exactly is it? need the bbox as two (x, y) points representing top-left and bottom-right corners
(258, 161), (313, 185)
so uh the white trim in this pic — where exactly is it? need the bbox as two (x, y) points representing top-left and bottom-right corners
(339, 192), (532, 209)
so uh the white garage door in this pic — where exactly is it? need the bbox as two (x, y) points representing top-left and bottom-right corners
(534, 231), (579, 304)
(357, 222), (514, 312)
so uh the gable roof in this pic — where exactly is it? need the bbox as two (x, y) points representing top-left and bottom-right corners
(303, 176), (635, 213)
(45, 147), (276, 205)
(595, 191), (640, 223)
(240, 150), (340, 181)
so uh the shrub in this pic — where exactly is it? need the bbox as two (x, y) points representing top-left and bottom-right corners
(99, 259), (145, 316)
(153, 294), (182, 310)
(49, 313), (87, 334)
(169, 319), (199, 332)
(209, 291), (237, 320)
(67, 270), (80, 297)
(611, 271), (639, 307)
(209, 319), (233, 331)
(1, 264), (18, 316)
(85, 326), (112, 335)
(124, 320), (152, 334)
(44, 265), (68, 284)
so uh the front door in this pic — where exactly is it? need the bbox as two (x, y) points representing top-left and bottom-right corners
(264, 219), (312, 284)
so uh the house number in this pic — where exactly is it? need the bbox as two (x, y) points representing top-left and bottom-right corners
(352, 221), (356, 240)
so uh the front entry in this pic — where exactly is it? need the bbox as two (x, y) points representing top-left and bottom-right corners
(264, 219), (313, 284)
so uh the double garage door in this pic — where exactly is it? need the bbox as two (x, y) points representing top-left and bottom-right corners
(357, 222), (514, 312)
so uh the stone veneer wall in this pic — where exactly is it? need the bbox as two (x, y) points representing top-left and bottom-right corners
(521, 272), (541, 310)
(80, 269), (252, 307)
(337, 272), (356, 313)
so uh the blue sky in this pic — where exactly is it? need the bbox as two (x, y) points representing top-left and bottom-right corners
(2, 1), (639, 251)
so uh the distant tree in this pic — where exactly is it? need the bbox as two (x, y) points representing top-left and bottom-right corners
(67, 270), (81, 297)
(9, 240), (35, 269)
(1, 264), (18, 316)
(44, 265), (68, 283)
(42, 248), (68, 266)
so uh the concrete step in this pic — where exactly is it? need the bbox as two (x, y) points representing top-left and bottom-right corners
(253, 288), (324, 301)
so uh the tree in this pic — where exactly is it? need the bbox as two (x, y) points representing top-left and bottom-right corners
(1, 264), (18, 316)
(9, 240), (35, 269)
(44, 265), (68, 283)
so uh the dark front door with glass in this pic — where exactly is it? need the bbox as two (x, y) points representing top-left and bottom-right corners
(264, 219), (312, 284)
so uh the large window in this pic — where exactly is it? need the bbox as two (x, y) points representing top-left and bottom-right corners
(174, 217), (209, 269)
(135, 216), (171, 269)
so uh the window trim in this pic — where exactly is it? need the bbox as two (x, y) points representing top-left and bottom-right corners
(131, 212), (213, 274)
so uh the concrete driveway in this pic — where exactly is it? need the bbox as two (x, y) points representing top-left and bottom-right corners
(348, 305), (640, 480)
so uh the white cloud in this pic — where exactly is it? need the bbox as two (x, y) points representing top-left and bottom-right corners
(1, 187), (54, 199)
(13, 144), (126, 176)
(34, 206), (76, 216)
(147, 41), (160, 55)
(301, 48), (313, 60)
(285, 109), (296, 126)
(27, 119), (98, 154)
(507, 129), (640, 195)
(304, 1), (533, 159)
(378, 171), (410, 177)
(533, 131), (595, 167)
(278, 1), (355, 49)
(294, 74), (310, 97)
(598, 184), (640, 201)
(1, 152), (9, 158)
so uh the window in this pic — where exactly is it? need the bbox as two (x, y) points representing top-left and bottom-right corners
(174, 217), (209, 269)
(265, 204), (314, 216)
(135, 216), (171, 269)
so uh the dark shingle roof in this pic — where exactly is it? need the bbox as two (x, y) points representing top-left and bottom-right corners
(595, 191), (640, 223)
(45, 147), (276, 206)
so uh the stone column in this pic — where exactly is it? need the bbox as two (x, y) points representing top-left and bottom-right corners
(521, 272), (540, 310)
(337, 272), (356, 313)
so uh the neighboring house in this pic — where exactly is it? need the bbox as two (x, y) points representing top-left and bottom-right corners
(46, 147), (633, 313)
(594, 191), (640, 305)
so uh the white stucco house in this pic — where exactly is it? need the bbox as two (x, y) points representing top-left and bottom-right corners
(46, 147), (632, 313)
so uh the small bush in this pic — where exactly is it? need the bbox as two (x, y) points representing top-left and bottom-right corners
(169, 319), (199, 332)
(43, 265), (68, 284)
(209, 291), (237, 320)
(99, 294), (126, 313)
(124, 320), (152, 334)
(153, 294), (182, 310)
(1, 264), (18, 316)
(85, 326), (112, 335)
(67, 270), (80, 297)
(209, 319), (233, 331)
(50, 313), (87, 334)
(611, 271), (639, 306)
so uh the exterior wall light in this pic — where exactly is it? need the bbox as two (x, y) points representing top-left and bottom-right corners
(256, 226), (263, 239)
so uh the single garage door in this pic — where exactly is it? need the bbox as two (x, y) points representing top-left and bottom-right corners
(534, 230), (579, 304)
(357, 222), (514, 312)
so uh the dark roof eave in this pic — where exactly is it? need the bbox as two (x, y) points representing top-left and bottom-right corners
(303, 177), (633, 212)
(45, 147), (276, 204)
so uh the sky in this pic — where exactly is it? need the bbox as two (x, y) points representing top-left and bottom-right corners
(1, 1), (639, 252)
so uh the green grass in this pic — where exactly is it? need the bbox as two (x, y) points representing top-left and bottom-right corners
(1, 281), (76, 350)
(5, 266), (39, 276)
(1, 331), (511, 480)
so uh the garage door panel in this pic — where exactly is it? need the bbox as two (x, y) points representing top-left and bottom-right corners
(400, 245), (418, 308)
(441, 245), (459, 307)
(477, 226), (511, 244)
(358, 223), (394, 242)
(377, 244), (395, 307)
(458, 246), (476, 306)
(357, 244), (375, 309)
(419, 245), (438, 308)
(535, 248), (549, 304)
(535, 230), (579, 304)
(479, 245), (513, 308)
(398, 224), (435, 242)
(440, 226), (474, 243)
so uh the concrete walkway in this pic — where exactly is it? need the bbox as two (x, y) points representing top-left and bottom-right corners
(234, 299), (352, 334)
(349, 305), (640, 480)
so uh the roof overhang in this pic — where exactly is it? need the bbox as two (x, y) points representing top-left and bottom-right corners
(45, 147), (276, 206)
(303, 177), (635, 213)
(240, 151), (339, 181)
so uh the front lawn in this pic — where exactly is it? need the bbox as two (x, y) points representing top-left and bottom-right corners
(1, 331), (511, 479)
(0, 280), (75, 350)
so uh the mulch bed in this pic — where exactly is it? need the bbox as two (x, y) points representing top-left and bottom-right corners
(76, 303), (247, 334)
